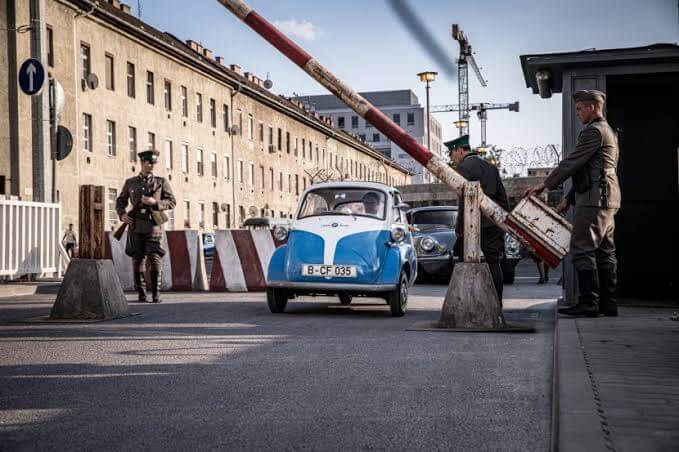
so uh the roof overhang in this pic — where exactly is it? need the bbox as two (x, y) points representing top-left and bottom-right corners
(520, 44), (679, 98)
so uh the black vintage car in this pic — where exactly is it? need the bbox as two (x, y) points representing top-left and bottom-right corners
(407, 206), (521, 284)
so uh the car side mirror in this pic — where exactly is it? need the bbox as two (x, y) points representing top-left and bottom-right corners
(396, 202), (410, 211)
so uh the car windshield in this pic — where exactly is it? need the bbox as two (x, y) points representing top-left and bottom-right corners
(411, 210), (457, 228)
(298, 188), (387, 220)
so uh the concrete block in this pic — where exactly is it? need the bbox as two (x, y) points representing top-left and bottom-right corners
(50, 259), (129, 320)
(439, 262), (505, 329)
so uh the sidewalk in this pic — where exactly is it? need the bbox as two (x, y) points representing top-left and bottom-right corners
(557, 306), (679, 452)
(0, 281), (61, 298)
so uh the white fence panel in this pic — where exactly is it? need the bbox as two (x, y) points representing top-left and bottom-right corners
(0, 197), (61, 278)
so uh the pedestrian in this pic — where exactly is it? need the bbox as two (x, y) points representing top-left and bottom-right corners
(62, 223), (77, 258)
(116, 149), (176, 303)
(446, 135), (510, 305)
(526, 90), (620, 317)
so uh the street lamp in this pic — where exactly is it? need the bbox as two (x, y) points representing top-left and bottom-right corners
(417, 71), (438, 155)
(453, 119), (468, 130)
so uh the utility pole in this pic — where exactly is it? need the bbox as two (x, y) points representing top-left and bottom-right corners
(29, 0), (51, 201)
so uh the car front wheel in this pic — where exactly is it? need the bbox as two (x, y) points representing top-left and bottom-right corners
(267, 288), (288, 313)
(387, 271), (408, 317)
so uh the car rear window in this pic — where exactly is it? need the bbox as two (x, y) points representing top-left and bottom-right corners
(411, 210), (457, 227)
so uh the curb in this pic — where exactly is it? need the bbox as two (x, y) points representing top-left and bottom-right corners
(550, 305), (559, 452)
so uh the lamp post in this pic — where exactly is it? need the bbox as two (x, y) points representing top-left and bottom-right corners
(417, 71), (438, 153)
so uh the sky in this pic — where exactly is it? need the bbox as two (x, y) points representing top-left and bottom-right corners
(133, 0), (677, 153)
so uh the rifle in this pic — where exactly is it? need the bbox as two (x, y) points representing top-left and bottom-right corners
(113, 183), (162, 241)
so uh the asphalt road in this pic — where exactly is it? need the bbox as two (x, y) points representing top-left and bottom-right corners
(0, 261), (559, 451)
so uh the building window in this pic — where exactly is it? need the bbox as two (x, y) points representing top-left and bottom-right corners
(210, 152), (217, 177)
(105, 53), (114, 91)
(181, 86), (188, 117)
(237, 110), (243, 135)
(268, 127), (273, 148)
(46, 26), (54, 67)
(210, 98), (216, 128)
(407, 112), (415, 126)
(337, 116), (345, 128)
(294, 137), (298, 156)
(164, 139), (173, 170)
(393, 113), (401, 125)
(248, 162), (254, 187)
(146, 71), (154, 105)
(128, 126), (137, 161)
(278, 172), (283, 191)
(224, 155), (230, 180)
(258, 122), (264, 143)
(80, 43), (90, 80)
(277, 128), (282, 151)
(184, 201), (191, 229)
(199, 202), (205, 229)
(106, 120), (116, 156)
(269, 168), (274, 190)
(196, 149), (204, 176)
(237, 160), (243, 183)
(286, 132), (291, 154)
(359, 134), (366, 141)
(295, 174), (299, 195)
(351, 116), (358, 129)
(82, 113), (92, 152)
(373, 133), (380, 142)
(107, 188), (117, 228)
(147, 132), (155, 151)
(225, 204), (231, 228)
(164, 80), (172, 111)
(167, 209), (175, 230)
(196, 93), (203, 122)
(365, 120), (372, 129)
(126, 62), (135, 98)
(302, 138), (305, 159)
(259, 165), (265, 189)
(222, 104), (229, 131)
(248, 114), (254, 141)
(212, 202), (219, 228)
(288, 174), (292, 193)
(181, 144), (189, 173)
(309, 141), (312, 160)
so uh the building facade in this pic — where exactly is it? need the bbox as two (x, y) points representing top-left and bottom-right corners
(295, 90), (444, 184)
(0, 0), (411, 232)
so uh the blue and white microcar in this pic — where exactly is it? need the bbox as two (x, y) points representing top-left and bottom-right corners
(267, 182), (417, 316)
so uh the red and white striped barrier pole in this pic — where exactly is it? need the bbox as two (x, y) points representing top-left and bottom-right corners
(216, 0), (568, 267)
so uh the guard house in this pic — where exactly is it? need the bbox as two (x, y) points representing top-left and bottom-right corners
(520, 44), (679, 301)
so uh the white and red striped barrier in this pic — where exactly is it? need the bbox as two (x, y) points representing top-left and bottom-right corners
(104, 230), (207, 291)
(210, 229), (286, 292)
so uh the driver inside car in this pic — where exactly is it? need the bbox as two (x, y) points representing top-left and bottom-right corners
(362, 192), (381, 216)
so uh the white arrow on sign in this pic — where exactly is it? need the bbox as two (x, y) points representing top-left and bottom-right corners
(26, 63), (37, 92)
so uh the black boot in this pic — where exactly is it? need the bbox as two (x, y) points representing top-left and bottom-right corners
(598, 266), (618, 317)
(150, 271), (162, 303)
(133, 272), (147, 303)
(558, 269), (599, 317)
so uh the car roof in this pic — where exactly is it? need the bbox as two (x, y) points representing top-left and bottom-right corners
(305, 181), (396, 193)
(408, 205), (458, 213)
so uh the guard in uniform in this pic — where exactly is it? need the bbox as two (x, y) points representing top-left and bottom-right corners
(527, 90), (621, 317)
(446, 135), (510, 305)
(116, 150), (176, 303)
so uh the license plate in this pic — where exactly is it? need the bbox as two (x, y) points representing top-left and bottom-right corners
(302, 264), (356, 278)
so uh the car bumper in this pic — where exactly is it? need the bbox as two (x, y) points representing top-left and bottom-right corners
(267, 281), (396, 292)
(417, 254), (453, 276)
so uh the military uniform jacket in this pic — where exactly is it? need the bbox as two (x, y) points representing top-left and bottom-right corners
(455, 153), (510, 231)
(544, 117), (621, 208)
(116, 173), (176, 234)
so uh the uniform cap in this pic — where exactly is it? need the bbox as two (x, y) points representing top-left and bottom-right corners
(444, 134), (470, 151)
(138, 149), (160, 163)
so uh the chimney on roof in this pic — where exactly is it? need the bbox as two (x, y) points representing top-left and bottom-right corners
(252, 76), (262, 87)
(108, 0), (121, 9)
(120, 3), (131, 13)
(216, 56), (225, 65)
(244, 72), (255, 83)
(229, 64), (242, 75)
(186, 40), (201, 53)
(202, 48), (213, 60)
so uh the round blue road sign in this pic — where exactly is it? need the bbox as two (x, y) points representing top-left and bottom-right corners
(18, 58), (45, 95)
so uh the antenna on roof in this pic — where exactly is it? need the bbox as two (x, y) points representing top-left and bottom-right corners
(137, 0), (142, 19)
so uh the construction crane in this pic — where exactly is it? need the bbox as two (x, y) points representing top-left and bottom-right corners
(452, 24), (486, 137)
(431, 102), (520, 147)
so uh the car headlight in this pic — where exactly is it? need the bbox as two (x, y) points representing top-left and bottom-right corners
(273, 225), (289, 241)
(504, 234), (521, 257)
(420, 236), (437, 252)
(391, 226), (406, 243)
